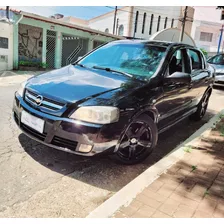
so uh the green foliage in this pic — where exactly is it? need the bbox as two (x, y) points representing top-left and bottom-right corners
(204, 190), (210, 196)
(218, 125), (224, 136)
(18, 61), (48, 68)
(184, 146), (192, 153)
(191, 165), (197, 171)
(219, 113), (224, 120)
(200, 48), (208, 58)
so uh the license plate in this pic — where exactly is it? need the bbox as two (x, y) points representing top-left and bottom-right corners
(21, 110), (45, 133)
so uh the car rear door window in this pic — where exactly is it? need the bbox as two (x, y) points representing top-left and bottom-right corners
(188, 49), (203, 70)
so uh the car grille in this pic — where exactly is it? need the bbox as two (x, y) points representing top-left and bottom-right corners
(24, 89), (65, 111)
(51, 136), (78, 151)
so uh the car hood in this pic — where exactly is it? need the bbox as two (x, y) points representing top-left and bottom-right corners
(26, 65), (138, 103)
(208, 63), (224, 73)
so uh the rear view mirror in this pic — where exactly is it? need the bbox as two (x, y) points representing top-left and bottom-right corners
(164, 72), (191, 84)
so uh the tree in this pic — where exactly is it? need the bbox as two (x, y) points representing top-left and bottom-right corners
(200, 48), (208, 58)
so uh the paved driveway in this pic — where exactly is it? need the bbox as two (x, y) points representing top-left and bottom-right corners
(0, 72), (224, 217)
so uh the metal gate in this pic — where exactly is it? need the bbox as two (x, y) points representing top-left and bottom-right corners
(46, 30), (56, 69)
(61, 35), (88, 67)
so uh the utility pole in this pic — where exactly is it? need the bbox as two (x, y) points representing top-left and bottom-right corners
(113, 6), (117, 35)
(116, 18), (119, 35)
(217, 9), (224, 53)
(217, 25), (224, 54)
(6, 6), (9, 20)
(179, 6), (188, 42)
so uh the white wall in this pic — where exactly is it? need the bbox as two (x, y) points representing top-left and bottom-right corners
(193, 6), (223, 24)
(191, 7), (224, 55)
(130, 6), (182, 39)
(0, 21), (13, 71)
(191, 20), (223, 55)
(88, 9), (130, 36)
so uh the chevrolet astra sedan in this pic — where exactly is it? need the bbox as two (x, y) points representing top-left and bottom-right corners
(13, 40), (215, 165)
(207, 53), (224, 87)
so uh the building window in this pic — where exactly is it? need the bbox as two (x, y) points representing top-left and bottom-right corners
(149, 14), (154, 35)
(164, 17), (168, 29)
(134, 11), (139, 33)
(142, 13), (146, 34)
(105, 28), (109, 33)
(118, 25), (124, 36)
(171, 18), (174, 28)
(0, 37), (8, 49)
(200, 32), (213, 42)
(157, 16), (161, 32)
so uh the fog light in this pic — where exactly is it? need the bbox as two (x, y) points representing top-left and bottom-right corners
(78, 144), (92, 153)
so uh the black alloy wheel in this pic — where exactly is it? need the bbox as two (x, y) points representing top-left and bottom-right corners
(113, 115), (158, 165)
(190, 91), (211, 121)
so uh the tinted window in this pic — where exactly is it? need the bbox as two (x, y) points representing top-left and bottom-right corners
(188, 49), (202, 70)
(208, 54), (224, 65)
(79, 43), (166, 78)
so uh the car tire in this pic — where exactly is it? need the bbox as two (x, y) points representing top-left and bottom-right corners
(190, 90), (211, 121)
(112, 114), (158, 165)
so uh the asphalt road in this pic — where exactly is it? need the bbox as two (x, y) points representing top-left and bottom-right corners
(0, 74), (224, 217)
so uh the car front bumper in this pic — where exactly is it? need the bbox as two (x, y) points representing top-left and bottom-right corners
(13, 92), (127, 156)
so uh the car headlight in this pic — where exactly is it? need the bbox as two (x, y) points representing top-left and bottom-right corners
(17, 81), (27, 97)
(70, 106), (119, 124)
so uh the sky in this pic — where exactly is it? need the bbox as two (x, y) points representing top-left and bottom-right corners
(0, 6), (116, 19)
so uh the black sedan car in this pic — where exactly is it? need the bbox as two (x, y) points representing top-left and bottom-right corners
(13, 40), (215, 165)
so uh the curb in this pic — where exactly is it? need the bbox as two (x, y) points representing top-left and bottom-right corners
(87, 109), (224, 218)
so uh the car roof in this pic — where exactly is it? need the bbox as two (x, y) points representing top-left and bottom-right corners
(110, 39), (195, 49)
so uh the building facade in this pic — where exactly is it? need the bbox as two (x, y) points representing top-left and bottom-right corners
(57, 6), (194, 40)
(0, 9), (15, 71)
(88, 6), (194, 39)
(0, 8), (122, 71)
(191, 6), (224, 56)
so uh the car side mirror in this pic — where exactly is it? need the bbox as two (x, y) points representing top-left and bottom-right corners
(164, 72), (191, 84)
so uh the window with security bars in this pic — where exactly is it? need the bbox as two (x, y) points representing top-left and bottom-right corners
(46, 30), (56, 69)
(200, 32), (213, 42)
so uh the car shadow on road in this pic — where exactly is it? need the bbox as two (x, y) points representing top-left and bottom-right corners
(18, 110), (215, 193)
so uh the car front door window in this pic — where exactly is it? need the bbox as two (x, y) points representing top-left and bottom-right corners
(168, 49), (185, 75)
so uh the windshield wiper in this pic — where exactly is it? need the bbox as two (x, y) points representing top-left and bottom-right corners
(72, 62), (86, 68)
(92, 66), (133, 78)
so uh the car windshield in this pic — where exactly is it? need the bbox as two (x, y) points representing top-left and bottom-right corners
(208, 54), (224, 65)
(77, 43), (167, 78)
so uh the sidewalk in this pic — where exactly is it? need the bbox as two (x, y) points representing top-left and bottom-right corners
(112, 117), (224, 218)
(0, 70), (45, 86)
